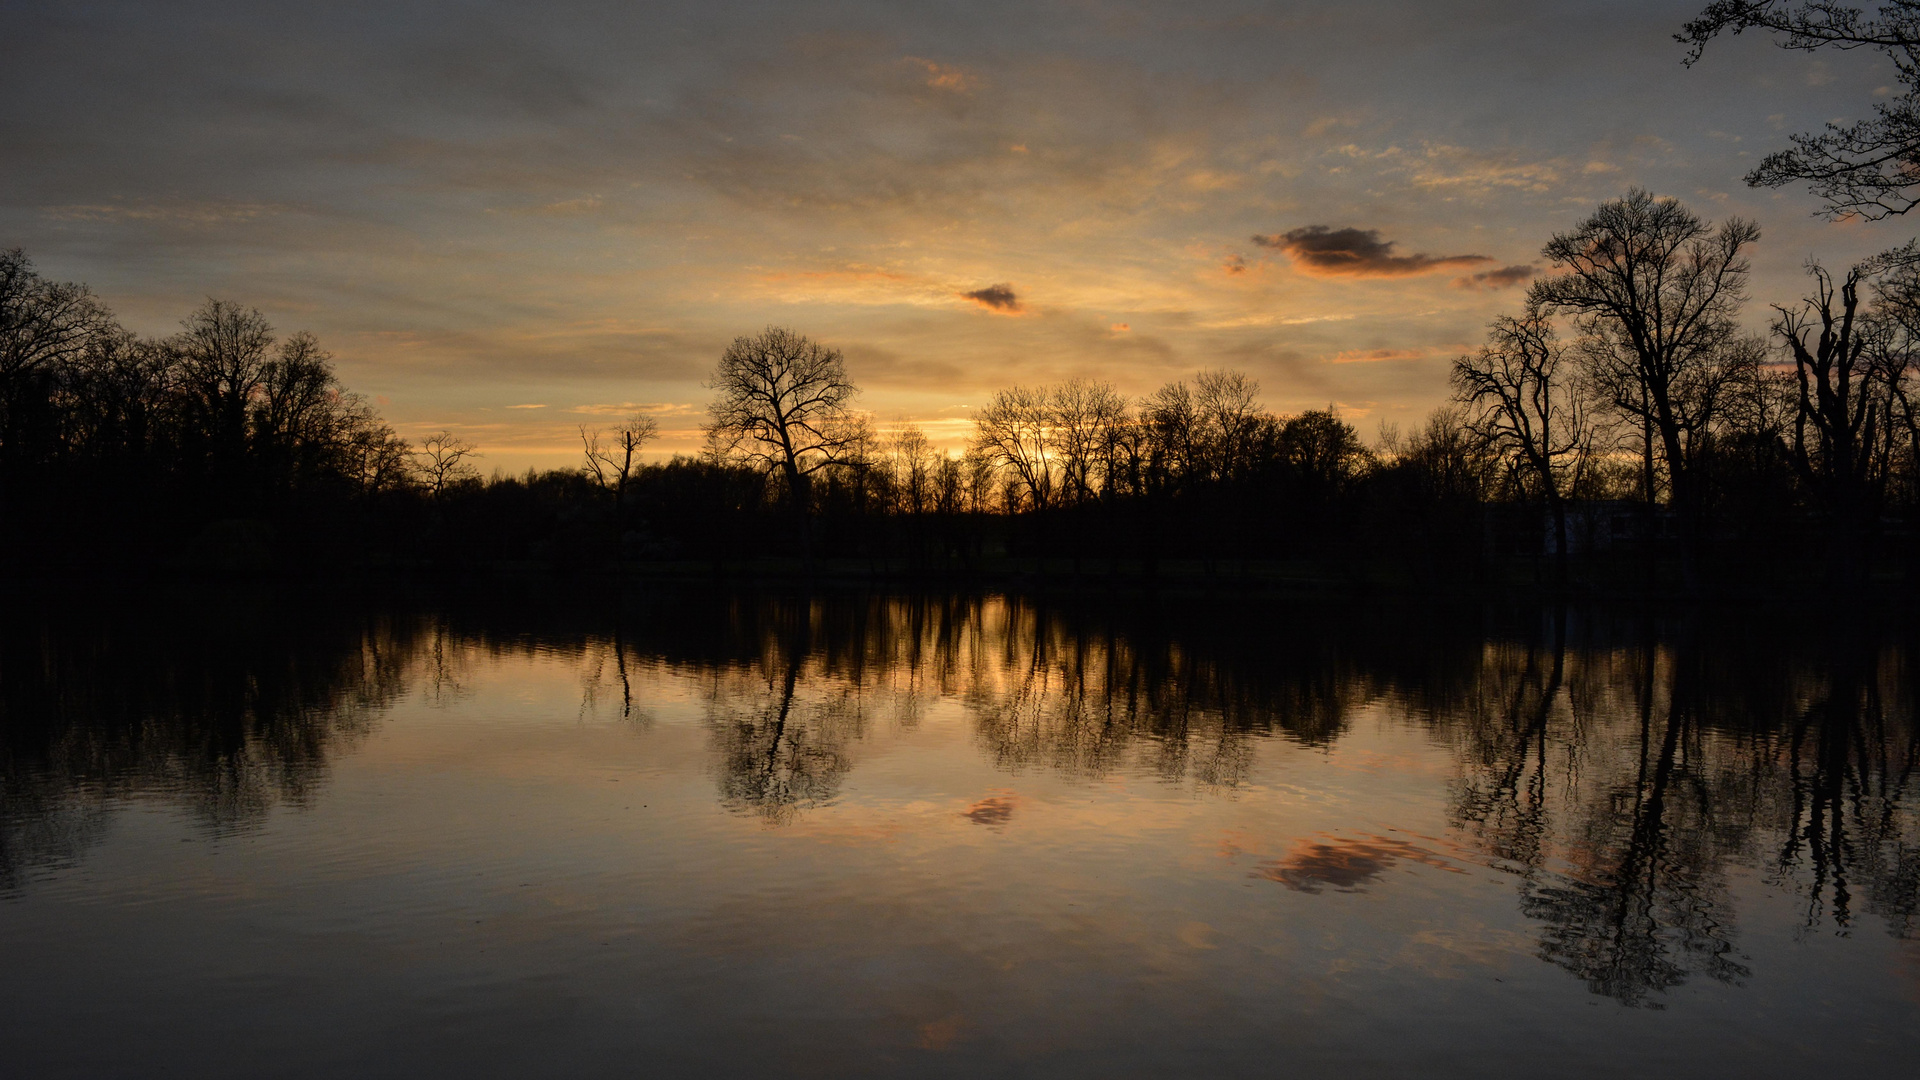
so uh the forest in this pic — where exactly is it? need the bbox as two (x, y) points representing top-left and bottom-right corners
(6, 182), (1920, 592)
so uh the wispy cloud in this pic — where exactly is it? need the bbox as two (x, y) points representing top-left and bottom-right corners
(571, 401), (700, 417)
(1328, 347), (1431, 364)
(1452, 264), (1536, 290)
(42, 200), (283, 225)
(906, 57), (978, 92)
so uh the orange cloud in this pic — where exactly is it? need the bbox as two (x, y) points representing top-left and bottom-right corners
(906, 57), (977, 92)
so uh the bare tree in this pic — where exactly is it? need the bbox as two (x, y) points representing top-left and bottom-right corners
(1774, 259), (1911, 580)
(175, 299), (276, 470)
(1682, 2), (1920, 218)
(1276, 409), (1371, 500)
(1875, 264), (1920, 534)
(1193, 369), (1264, 482)
(343, 416), (414, 495)
(0, 249), (112, 461)
(704, 327), (862, 563)
(1143, 379), (1203, 492)
(252, 330), (340, 488)
(1529, 189), (1761, 583)
(961, 447), (999, 514)
(972, 384), (1056, 510)
(885, 423), (935, 515)
(1050, 379), (1128, 506)
(933, 452), (965, 515)
(416, 431), (479, 498)
(1453, 304), (1593, 580)
(582, 413), (660, 519)
(1382, 405), (1501, 505)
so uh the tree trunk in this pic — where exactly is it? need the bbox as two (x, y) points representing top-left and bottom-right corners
(1549, 492), (1569, 591)
(786, 466), (815, 574)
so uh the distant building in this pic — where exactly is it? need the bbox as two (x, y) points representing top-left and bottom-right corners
(1544, 501), (1677, 554)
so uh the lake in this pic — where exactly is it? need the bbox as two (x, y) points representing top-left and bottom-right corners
(2, 586), (1916, 1077)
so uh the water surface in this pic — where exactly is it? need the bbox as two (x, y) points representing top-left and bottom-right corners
(2, 589), (1916, 1076)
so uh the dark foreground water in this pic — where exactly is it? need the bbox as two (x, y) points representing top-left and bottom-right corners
(1, 587), (1917, 1077)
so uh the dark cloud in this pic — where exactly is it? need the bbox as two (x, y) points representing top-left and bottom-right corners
(1452, 264), (1537, 290)
(1252, 226), (1491, 277)
(961, 283), (1021, 312)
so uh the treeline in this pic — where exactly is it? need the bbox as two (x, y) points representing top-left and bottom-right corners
(12, 180), (1920, 590)
(0, 249), (416, 566)
(686, 190), (1920, 590)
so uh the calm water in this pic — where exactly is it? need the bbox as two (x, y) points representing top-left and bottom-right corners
(2, 588), (1917, 1077)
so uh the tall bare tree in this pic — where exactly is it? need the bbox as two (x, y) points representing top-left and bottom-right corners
(252, 331), (340, 489)
(972, 384), (1056, 510)
(1453, 304), (1593, 579)
(582, 413), (660, 519)
(1529, 190), (1761, 582)
(175, 299), (276, 470)
(704, 327), (862, 563)
(1682, 2), (1920, 218)
(1050, 379), (1127, 506)
(0, 249), (111, 463)
(1774, 259), (1910, 580)
(885, 423), (936, 515)
(1193, 368), (1263, 482)
(1143, 380), (1202, 492)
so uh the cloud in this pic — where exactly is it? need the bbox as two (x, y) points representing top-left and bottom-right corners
(42, 200), (282, 225)
(906, 57), (977, 92)
(506, 196), (603, 216)
(960, 283), (1022, 312)
(1251, 226), (1491, 278)
(1404, 144), (1567, 193)
(1451, 264), (1536, 290)
(571, 401), (700, 417)
(1328, 348), (1430, 364)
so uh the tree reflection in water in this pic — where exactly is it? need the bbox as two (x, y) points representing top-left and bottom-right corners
(1442, 610), (1920, 1005)
(1, 587), (1915, 1008)
(0, 592), (421, 888)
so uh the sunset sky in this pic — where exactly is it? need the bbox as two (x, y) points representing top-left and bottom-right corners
(4, 0), (1912, 471)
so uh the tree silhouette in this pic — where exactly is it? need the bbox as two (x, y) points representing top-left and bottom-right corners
(1683, 2), (1920, 218)
(1772, 259), (1911, 585)
(1530, 189), (1762, 585)
(703, 327), (863, 566)
(1453, 304), (1593, 583)
(416, 431), (479, 498)
(582, 413), (660, 550)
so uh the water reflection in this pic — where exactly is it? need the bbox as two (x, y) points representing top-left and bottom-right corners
(0, 596), (417, 886)
(2, 587), (1916, 1011)
(1255, 833), (1468, 893)
(1442, 614), (1920, 1005)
